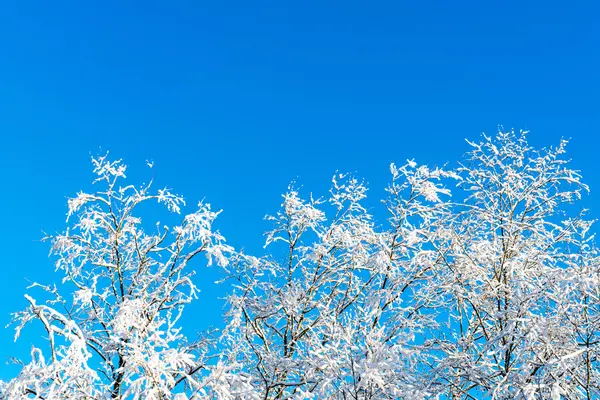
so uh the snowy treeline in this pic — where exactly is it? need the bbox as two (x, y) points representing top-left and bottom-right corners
(2, 130), (598, 399)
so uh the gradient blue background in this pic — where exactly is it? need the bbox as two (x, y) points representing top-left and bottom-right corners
(0, 1), (598, 380)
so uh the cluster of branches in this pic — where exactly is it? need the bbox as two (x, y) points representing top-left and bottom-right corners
(2, 130), (599, 399)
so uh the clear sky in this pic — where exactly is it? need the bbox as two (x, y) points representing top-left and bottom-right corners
(0, 1), (598, 379)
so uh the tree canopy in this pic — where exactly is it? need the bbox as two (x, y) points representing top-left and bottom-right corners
(2, 130), (598, 399)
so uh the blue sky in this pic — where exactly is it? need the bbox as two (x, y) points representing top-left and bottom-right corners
(0, 1), (598, 379)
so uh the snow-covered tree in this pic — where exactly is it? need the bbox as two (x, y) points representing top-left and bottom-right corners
(217, 163), (456, 399)
(2, 130), (599, 399)
(427, 131), (598, 399)
(1, 156), (233, 399)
